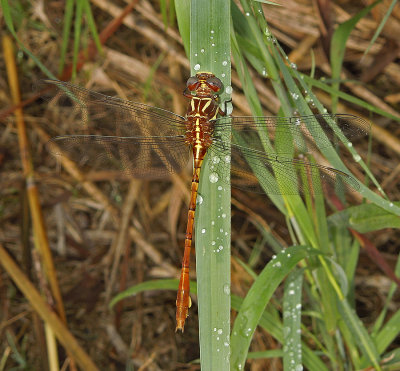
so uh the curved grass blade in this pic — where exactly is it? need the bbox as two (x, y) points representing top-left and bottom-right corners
(230, 245), (320, 370)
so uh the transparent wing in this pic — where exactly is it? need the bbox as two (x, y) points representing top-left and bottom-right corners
(213, 114), (370, 154)
(49, 136), (189, 178)
(41, 80), (190, 178)
(209, 139), (359, 195)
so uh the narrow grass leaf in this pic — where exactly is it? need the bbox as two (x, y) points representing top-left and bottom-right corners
(59, 0), (74, 74)
(109, 279), (198, 308)
(363, 0), (396, 59)
(232, 288), (330, 371)
(82, 0), (103, 54)
(174, 0), (190, 55)
(283, 269), (304, 371)
(337, 299), (381, 370)
(330, 0), (381, 111)
(328, 202), (400, 232)
(72, 0), (83, 80)
(374, 309), (400, 354)
(300, 74), (400, 122)
(372, 256), (400, 336)
(230, 245), (320, 369)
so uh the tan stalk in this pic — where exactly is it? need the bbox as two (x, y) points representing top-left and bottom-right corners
(0, 244), (98, 371)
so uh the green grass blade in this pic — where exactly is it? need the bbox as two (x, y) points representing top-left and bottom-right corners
(363, 0), (397, 59)
(72, 0), (83, 80)
(82, 0), (103, 54)
(282, 269), (304, 370)
(174, 0), (190, 55)
(330, 0), (381, 111)
(230, 245), (319, 370)
(109, 279), (182, 308)
(374, 309), (400, 355)
(232, 288), (330, 371)
(337, 299), (381, 370)
(180, 0), (232, 369)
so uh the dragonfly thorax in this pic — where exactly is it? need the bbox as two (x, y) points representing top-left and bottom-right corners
(183, 73), (226, 149)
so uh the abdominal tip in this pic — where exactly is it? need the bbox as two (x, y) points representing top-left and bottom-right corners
(175, 321), (185, 333)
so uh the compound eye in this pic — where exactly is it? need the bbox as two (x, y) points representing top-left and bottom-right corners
(206, 76), (223, 93)
(186, 76), (199, 91)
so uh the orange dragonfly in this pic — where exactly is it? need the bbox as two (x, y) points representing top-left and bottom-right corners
(42, 72), (370, 331)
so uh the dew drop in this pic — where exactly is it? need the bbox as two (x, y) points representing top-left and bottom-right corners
(201, 228), (206, 234)
(223, 283), (230, 295)
(212, 156), (221, 164)
(197, 195), (203, 205)
(194, 64), (201, 71)
(291, 92), (299, 100)
(225, 85), (233, 94)
(353, 154), (361, 162)
(209, 172), (219, 183)
(222, 60), (228, 66)
(347, 142), (353, 147)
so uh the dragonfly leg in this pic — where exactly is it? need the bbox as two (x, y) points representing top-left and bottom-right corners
(222, 98), (232, 115)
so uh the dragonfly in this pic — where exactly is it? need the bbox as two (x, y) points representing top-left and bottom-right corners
(42, 72), (370, 331)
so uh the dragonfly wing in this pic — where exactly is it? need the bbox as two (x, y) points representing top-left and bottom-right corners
(40, 80), (187, 137)
(210, 139), (359, 195)
(49, 135), (190, 178)
(214, 114), (370, 154)
(40, 80), (190, 178)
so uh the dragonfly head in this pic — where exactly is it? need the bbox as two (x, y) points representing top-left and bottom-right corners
(186, 72), (224, 98)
